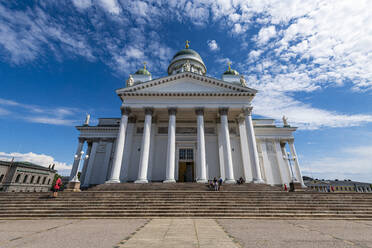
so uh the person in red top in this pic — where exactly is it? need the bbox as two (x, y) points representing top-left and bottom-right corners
(53, 177), (62, 198)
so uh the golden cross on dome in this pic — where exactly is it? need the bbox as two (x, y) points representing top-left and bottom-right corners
(185, 40), (190, 49)
(143, 61), (147, 70)
(227, 61), (232, 70)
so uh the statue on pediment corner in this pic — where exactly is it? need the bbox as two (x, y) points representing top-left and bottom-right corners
(126, 74), (134, 87)
(84, 114), (90, 126)
(240, 75), (247, 87)
(282, 115), (290, 127)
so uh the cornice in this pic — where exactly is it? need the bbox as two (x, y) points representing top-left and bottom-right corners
(116, 72), (257, 96)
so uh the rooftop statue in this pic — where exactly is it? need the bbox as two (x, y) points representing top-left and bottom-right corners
(84, 114), (90, 126)
(126, 74), (134, 87)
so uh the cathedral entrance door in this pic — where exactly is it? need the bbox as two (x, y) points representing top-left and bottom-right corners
(178, 162), (195, 182)
(178, 148), (194, 182)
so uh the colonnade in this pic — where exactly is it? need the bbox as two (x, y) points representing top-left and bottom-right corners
(68, 106), (304, 186)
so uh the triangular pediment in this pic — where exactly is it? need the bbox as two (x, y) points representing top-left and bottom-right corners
(117, 72), (257, 96)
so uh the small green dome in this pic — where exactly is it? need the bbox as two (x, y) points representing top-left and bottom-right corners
(223, 63), (239, 75)
(223, 69), (239, 75)
(135, 68), (151, 75)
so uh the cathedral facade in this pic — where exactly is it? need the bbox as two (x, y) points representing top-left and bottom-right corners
(69, 44), (305, 188)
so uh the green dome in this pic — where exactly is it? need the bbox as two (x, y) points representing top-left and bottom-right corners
(135, 68), (151, 75)
(172, 48), (202, 61)
(223, 69), (239, 75)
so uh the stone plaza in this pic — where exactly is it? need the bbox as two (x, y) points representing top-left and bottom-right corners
(1, 219), (372, 248)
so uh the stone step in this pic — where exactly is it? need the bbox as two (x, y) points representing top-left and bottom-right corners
(1, 213), (372, 220)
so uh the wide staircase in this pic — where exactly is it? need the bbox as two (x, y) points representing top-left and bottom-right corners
(1, 183), (372, 219)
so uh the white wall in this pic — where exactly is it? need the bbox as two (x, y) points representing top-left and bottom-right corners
(205, 136), (220, 179)
(230, 136), (244, 180)
(151, 135), (167, 181)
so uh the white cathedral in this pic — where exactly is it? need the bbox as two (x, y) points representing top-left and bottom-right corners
(68, 42), (305, 188)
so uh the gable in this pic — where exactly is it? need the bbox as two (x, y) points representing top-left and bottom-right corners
(139, 78), (235, 93)
(117, 72), (257, 96)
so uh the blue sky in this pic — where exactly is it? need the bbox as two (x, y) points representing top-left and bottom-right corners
(0, 0), (372, 182)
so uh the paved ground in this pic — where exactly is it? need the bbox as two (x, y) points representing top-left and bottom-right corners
(116, 219), (238, 248)
(0, 219), (148, 248)
(218, 219), (372, 248)
(1, 219), (372, 248)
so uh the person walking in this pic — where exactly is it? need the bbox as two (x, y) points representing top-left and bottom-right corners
(52, 177), (62, 198)
(213, 177), (218, 191)
(218, 177), (223, 191)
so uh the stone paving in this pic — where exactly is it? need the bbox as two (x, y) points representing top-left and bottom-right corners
(115, 219), (238, 248)
(218, 219), (372, 248)
(1, 219), (372, 248)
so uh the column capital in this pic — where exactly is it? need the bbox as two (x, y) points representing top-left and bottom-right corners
(242, 106), (253, 116)
(78, 137), (85, 143)
(219, 107), (229, 116)
(120, 106), (131, 116)
(287, 139), (294, 145)
(168, 108), (177, 115)
(195, 107), (204, 116)
(144, 107), (154, 115)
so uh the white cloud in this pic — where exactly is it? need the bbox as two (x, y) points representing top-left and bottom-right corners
(0, 151), (72, 175)
(207, 40), (219, 51)
(253, 91), (372, 130)
(301, 145), (372, 182)
(97, 0), (121, 15)
(256, 26), (276, 45)
(0, 98), (82, 126)
(72, 0), (92, 10)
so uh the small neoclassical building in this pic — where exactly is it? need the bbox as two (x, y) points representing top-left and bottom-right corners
(69, 43), (305, 188)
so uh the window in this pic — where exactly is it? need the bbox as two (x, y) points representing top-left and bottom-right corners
(30, 176), (35, 184)
(0, 174), (4, 183)
(47, 178), (51, 185)
(36, 176), (40, 184)
(15, 174), (21, 183)
(42, 177), (46, 184)
(179, 148), (193, 161)
(23, 175), (28, 183)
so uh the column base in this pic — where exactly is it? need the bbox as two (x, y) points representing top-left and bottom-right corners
(253, 178), (265, 184)
(134, 179), (148, 184)
(65, 181), (81, 192)
(289, 182), (305, 192)
(105, 179), (121, 184)
(163, 179), (176, 183)
(196, 179), (208, 184)
(224, 179), (236, 184)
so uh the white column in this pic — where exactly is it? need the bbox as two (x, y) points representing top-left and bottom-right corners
(80, 141), (92, 186)
(217, 123), (225, 180)
(135, 108), (153, 183)
(164, 108), (177, 183)
(219, 108), (235, 184)
(238, 117), (253, 182)
(196, 108), (207, 183)
(82, 141), (98, 187)
(106, 107), (130, 183)
(274, 141), (290, 185)
(243, 107), (264, 183)
(120, 122), (135, 182)
(288, 140), (306, 187)
(69, 138), (85, 182)
(281, 143), (292, 181)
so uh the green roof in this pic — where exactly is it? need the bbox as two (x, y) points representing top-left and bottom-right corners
(0, 160), (56, 172)
(135, 68), (151, 75)
(223, 68), (239, 75)
(172, 48), (202, 61)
